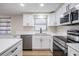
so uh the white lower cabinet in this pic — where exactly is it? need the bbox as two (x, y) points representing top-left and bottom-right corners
(1, 41), (22, 56)
(32, 36), (41, 49)
(49, 36), (53, 51)
(68, 46), (79, 56)
(32, 35), (52, 50)
(41, 36), (50, 49)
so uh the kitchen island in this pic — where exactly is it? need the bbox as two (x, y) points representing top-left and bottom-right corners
(0, 37), (22, 56)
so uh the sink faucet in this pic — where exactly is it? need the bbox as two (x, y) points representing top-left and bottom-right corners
(40, 28), (42, 33)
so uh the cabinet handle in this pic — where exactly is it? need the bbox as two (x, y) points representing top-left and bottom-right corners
(11, 48), (17, 53)
(74, 54), (76, 56)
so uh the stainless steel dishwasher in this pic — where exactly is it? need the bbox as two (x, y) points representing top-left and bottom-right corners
(21, 35), (32, 50)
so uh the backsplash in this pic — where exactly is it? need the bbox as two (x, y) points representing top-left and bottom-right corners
(56, 25), (79, 36)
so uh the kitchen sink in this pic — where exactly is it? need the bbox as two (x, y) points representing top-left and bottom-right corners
(34, 33), (50, 36)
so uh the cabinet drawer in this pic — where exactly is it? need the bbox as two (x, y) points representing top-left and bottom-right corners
(68, 47), (79, 56)
(32, 36), (41, 39)
(1, 41), (22, 56)
(11, 44), (22, 56)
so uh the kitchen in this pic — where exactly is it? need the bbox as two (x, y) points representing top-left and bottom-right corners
(0, 3), (79, 56)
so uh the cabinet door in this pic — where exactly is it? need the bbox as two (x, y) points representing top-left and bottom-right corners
(49, 36), (53, 51)
(68, 46), (79, 56)
(48, 13), (56, 26)
(41, 36), (50, 49)
(69, 3), (77, 9)
(1, 41), (22, 56)
(15, 41), (22, 56)
(55, 7), (63, 25)
(32, 36), (41, 49)
(23, 14), (34, 26)
(55, 4), (67, 26)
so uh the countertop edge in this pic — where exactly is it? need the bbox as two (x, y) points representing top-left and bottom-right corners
(0, 38), (22, 56)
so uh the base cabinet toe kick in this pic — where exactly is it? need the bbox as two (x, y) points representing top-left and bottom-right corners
(0, 40), (22, 56)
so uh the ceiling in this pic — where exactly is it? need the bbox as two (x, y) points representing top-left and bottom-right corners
(0, 3), (63, 16)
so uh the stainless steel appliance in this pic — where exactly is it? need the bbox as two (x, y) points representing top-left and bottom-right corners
(53, 36), (67, 55)
(21, 35), (32, 50)
(67, 30), (79, 56)
(60, 11), (71, 25)
(70, 7), (79, 24)
(60, 7), (79, 25)
(67, 30), (79, 43)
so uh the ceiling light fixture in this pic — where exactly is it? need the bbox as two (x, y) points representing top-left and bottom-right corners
(20, 3), (24, 7)
(40, 3), (44, 7)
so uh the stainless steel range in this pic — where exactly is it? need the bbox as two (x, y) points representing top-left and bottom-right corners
(53, 30), (79, 56)
(67, 30), (79, 43)
(53, 36), (67, 56)
(66, 30), (79, 56)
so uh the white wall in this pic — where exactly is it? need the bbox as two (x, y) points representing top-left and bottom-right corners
(11, 15), (23, 34)
(11, 15), (57, 35)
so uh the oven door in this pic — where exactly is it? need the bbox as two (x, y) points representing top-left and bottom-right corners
(70, 7), (79, 23)
(53, 40), (66, 51)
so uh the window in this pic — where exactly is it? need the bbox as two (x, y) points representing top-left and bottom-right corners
(0, 18), (11, 35)
(34, 15), (47, 31)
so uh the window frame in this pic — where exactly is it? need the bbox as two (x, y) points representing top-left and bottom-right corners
(34, 15), (48, 31)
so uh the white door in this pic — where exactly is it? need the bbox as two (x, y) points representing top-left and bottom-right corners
(48, 13), (56, 26)
(32, 36), (41, 49)
(50, 37), (53, 51)
(41, 36), (49, 49)
(23, 14), (34, 26)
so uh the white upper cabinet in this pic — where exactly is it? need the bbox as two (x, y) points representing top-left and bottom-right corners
(48, 13), (56, 26)
(64, 3), (79, 12)
(69, 3), (78, 9)
(55, 5), (65, 26)
(62, 4), (67, 13)
(55, 4), (69, 26)
(23, 14), (34, 26)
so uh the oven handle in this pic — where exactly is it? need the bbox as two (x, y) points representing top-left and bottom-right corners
(54, 41), (65, 51)
(67, 39), (79, 43)
(67, 39), (74, 43)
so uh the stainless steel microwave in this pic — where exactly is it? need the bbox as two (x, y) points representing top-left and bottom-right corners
(70, 7), (79, 23)
(60, 11), (71, 25)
